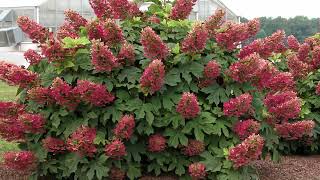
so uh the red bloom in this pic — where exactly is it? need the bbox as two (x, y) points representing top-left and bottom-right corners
(297, 43), (310, 62)
(265, 72), (295, 92)
(140, 59), (165, 95)
(109, 167), (126, 180)
(19, 113), (46, 134)
(287, 54), (311, 78)
(89, 0), (113, 19)
(105, 139), (127, 158)
(205, 9), (226, 38)
(264, 91), (301, 121)
(27, 87), (53, 105)
(24, 49), (42, 65)
(181, 23), (208, 54)
(316, 82), (320, 95)
(140, 27), (169, 60)
(182, 139), (205, 156)
(169, 0), (197, 20)
(3, 151), (37, 172)
(67, 126), (97, 156)
(287, 35), (300, 51)
(188, 163), (206, 179)
(148, 134), (167, 152)
(311, 46), (320, 69)
(17, 16), (50, 43)
(91, 40), (119, 72)
(56, 22), (79, 40)
(74, 80), (115, 106)
(223, 93), (253, 117)
(176, 92), (200, 119)
(0, 102), (24, 119)
(204, 60), (220, 79)
(275, 120), (315, 140)
(41, 38), (65, 62)
(108, 0), (141, 20)
(114, 115), (135, 140)
(87, 20), (107, 41)
(0, 118), (25, 141)
(117, 42), (135, 65)
(147, 15), (161, 24)
(233, 119), (260, 140)
(103, 19), (125, 46)
(64, 9), (88, 31)
(228, 134), (264, 168)
(42, 137), (66, 153)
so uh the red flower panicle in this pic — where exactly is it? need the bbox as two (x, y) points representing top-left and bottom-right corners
(265, 72), (295, 92)
(74, 80), (115, 106)
(24, 49), (42, 65)
(108, 0), (141, 20)
(205, 9), (226, 38)
(287, 54), (311, 78)
(287, 35), (300, 51)
(17, 16), (50, 43)
(91, 40), (119, 72)
(264, 91), (301, 121)
(87, 20), (107, 41)
(27, 87), (53, 105)
(228, 134), (264, 168)
(109, 167), (126, 180)
(117, 42), (135, 65)
(204, 60), (220, 79)
(0, 102), (24, 119)
(181, 23), (209, 54)
(89, 0), (113, 19)
(148, 134), (167, 152)
(169, 0), (197, 20)
(233, 119), (260, 140)
(140, 27), (169, 60)
(188, 163), (206, 179)
(102, 19), (125, 46)
(56, 22), (79, 40)
(19, 113), (45, 134)
(297, 43), (310, 62)
(0, 118), (25, 141)
(223, 93), (253, 117)
(176, 92), (200, 119)
(114, 115), (135, 140)
(311, 46), (320, 69)
(140, 59), (165, 95)
(41, 38), (65, 62)
(0, 61), (38, 87)
(64, 9), (88, 31)
(42, 137), (66, 153)
(105, 139), (127, 158)
(3, 151), (37, 172)
(275, 120), (315, 140)
(67, 126), (97, 156)
(182, 139), (205, 156)
(148, 15), (161, 24)
(316, 82), (320, 95)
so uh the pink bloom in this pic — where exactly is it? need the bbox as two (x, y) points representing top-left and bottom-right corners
(275, 120), (315, 140)
(87, 20), (107, 41)
(108, 0), (141, 20)
(140, 27), (169, 60)
(105, 139), (127, 158)
(287, 54), (311, 78)
(297, 43), (310, 62)
(67, 126), (97, 156)
(311, 46), (320, 69)
(19, 113), (46, 134)
(188, 163), (206, 179)
(287, 35), (300, 51)
(42, 137), (66, 153)
(91, 40), (119, 72)
(3, 151), (37, 172)
(114, 115), (135, 140)
(56, 22), (79, 40)
(117, 42), (135, 65)
(140, 60), (165, 95)
(64, 9), (88, 31)
(265, 72), (295, 92)
(103, 19), (125, 46)
(205, 9), (226, 38)
(148, 134), (167, 152)
(182, 139), (205, 156)
(233, 119), (260, 140)
(204, 60), (220, 79)
(89, 0), (113, 19)
(0, 102), (24, 119)
(41, 38), (65, 62)
(228, 134), (264, 168)
(24, 49), (42, 65)
(27, 87), (53, 105)
(0, 118), (25, 141)
(170, 0), (197, 20)
(316, 82), (320, 95)
(223, 93), (253, 117)
(181, 23), (208, 54)
(176, 92), (200, 119)
(17, 16), (50, 43)
(147, 15), (161, 24)
(109, 167), (126, 180)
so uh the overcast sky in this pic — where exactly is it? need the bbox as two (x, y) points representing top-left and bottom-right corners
(221, 0), (320, 19)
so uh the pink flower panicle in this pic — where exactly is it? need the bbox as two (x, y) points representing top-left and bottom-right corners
(204, 60), (221, 79)
(140, 27), (169, 60)
(117, 42), (136, 65)
(176, 92), (200, 119)
(89, 0), (113, 19)
(102, 19), (125, 46)
(24, 49), (42, 65)
(223, 93), (253, 117)
(17, 16), (50, 43)
(311, 46), (320, 69)
(105, 139), (127, 158)
(91, 40), (119, 72)
(316, 82), (320, 95)
(140, 59), (165, 95)
(188, 163), (206, 179)
(64, 9), (88, 31)
(297, 43), (310, 62)
(275, 120), (315, 140)
(67, 126), (97, 156)
(74, 80), (115, 106)
(113, 115), (135, 140)
(233, 119), (260, 140)
(169, 0), (197, 20)
(41, 38), (65, 62)
(3, 151), (37, 172)
(264, 91), (301, 121)
(0, 102), (24, 119)
(148, 134), (167, 152)
(287, 35), (300, 51)
(42, 137), (66, 153)
(147, 15), (161, 24)
(287, 54), (311, 78)
(56, 22), (79, 40)
(19, 113), (46, 134)
(27, 87), (53, 105)
(109, 167), (126, 180)
(0, 118), (25, 141)
(205, 9), (226, 38)
(265, 72), (295, 92)
(87, 20), (106, 41)
(181, 23), (209, 54)
(182, 139), (205, 156)
(108, 0), (141, 20)
(228, 134), (264, 168)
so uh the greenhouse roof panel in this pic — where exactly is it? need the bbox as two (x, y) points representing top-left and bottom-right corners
(0, 0), (47, 8)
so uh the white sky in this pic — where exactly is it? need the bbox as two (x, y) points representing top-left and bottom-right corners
(221, 0), (320, 19)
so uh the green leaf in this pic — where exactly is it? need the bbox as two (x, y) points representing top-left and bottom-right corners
(164, 129), (188, 147)
(118, 67), (141, 84)
(165, 69), (181, 86)
(200, 151), (222, 172)
(63, 37), (91, 48)
(127, 165), (141, 180)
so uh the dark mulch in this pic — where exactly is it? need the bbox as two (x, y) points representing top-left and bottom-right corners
(0, 167), (29, 180)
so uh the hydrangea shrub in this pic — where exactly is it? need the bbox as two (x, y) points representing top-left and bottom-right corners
(0, 0), (316, 179)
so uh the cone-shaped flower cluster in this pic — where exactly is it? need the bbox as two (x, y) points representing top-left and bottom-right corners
(140, 60), (165, 95)
(181, 23), (208, 54)
(19, 113), (46, 134)
(105, 139), (127, 158)
(223, 93), (253, 117)
(56, 22), (79, 40)
(148, 134), (167, 152)
(108, 0), (141, 20)
(102, 19), (125, 46)
(64, 9), (88, 31)
(176, 92), (200, 119)
(109, 167), (126, 180)
(228, 134), (264, 168)
(41, 38), (65, 62)
(17, 16), (50, 43)
(182, 139), (205, 156)
(0, 101), (24, 119)
(205, 9), (226, 38)
(265, 72), (295, 92)
(188, 163), (206, 179)
(3, 151), (37, 172)
(0, 118), (25, 141)
(233, 119), (260, 140)
(287, 35), (300, 51)
(24, 49), (42, 65)
(91, 40), (118, 72)
(27, 87), (53, 105)
(42, 137), (66, 153)
(117, 42), (136, 65)
(287, 54), (311, 78)
(113, 115), (135, 140)
(87, 20), (106, 41)
(199, 60), (221, 87)
(66, 126), (97, 156)
(275, 120), (315, 140)
(169, 0), (197, 20)
(89, 0), (113, 19)
(140, 27), (169, 60)
(148, 15), (161, 24)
